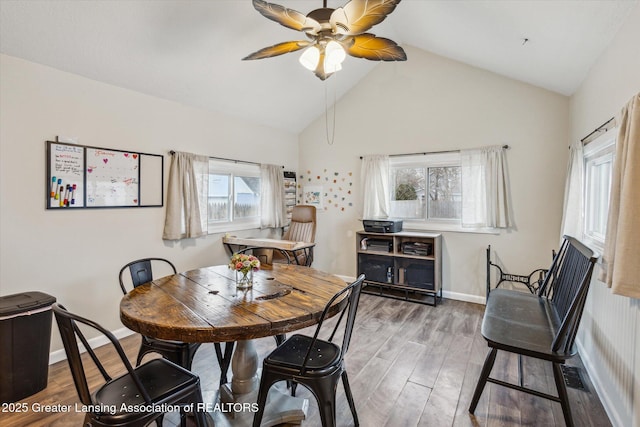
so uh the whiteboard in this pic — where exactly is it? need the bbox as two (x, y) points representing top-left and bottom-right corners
(47, 142), (85, 208)
(86, 148), (139, 207)
(46, 141), (163, 209)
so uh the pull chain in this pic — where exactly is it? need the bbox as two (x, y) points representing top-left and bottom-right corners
(324, 77), (337, 145)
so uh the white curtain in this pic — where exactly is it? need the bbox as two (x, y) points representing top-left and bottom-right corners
(163, 151), (209, 240)
(560, 139), (584, 239)
(260, 164), (285, 228)
(600, 93), (640, 299)
(461, 146), (513, 229)
(361, 155), (390, 219)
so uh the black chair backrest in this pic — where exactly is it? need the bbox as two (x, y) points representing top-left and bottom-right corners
(300, 274), (365, 373)
(52, 303), (152, 406)
(537, 236), (597, 353)
(119, 258), (177, 294)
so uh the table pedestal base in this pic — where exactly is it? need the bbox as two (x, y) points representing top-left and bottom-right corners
(214, 384), (308, 427)
(213, 340), (307, 426)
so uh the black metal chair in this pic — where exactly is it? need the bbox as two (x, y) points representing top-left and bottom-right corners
(52, 303), (208, 427)
(119, 258), (233, 386)
(119, 258), (205, 370)
(252, 274), (365, 427)
(469, 236), (598, 427)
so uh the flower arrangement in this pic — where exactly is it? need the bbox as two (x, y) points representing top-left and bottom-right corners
(228, 253), (261, 275)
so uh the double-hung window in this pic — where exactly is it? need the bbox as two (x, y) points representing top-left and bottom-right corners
(389, 152), (462, 227)
(207, 159), (261, 233)
(583, 130), (616, 248)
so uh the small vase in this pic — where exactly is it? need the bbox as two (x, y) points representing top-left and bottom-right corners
(236, 270), (253, 290)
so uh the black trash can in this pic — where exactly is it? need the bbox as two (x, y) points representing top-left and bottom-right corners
(0, 291), (56, 403)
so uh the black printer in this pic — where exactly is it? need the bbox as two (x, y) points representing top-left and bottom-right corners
(362, 219), (403, 233)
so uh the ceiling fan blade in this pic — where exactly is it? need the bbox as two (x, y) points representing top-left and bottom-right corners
(243, 40), (311, 60)
(330, 0), (401, 36)
(342, 34), (406, 61)
(252, 0), (321, 34)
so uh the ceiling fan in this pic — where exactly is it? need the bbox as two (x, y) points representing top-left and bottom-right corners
(243, 0), (407, 80)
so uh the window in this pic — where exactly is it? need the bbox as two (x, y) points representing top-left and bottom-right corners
(391, 166), (425, 219)
(427, 166), (461, 219)
(390, 153), (461, 226)
(583, 130), (616, 247)
(207, 159), (260, 233)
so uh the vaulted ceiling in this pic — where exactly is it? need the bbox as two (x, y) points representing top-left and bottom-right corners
(1, 1), (637, 133)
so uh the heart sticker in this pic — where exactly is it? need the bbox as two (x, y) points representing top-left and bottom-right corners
(103, 158), (108, 164)
(133, 199), (138, 203)
(133, 154), (138, 159)
(87, 167), (93, 173)
(124, 153), (129, 157)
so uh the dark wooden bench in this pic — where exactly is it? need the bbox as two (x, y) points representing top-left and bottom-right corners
(469, 236), (598, 427)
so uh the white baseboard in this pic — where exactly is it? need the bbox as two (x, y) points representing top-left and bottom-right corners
(337, 274), (487, 306)
(49, 327), (135, 365)
(441, 290), (486, 305)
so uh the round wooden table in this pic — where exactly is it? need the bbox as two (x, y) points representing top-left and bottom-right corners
(120, 263), (348, 426)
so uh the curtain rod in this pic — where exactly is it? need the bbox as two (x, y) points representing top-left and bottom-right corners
(580, 117), (615, 143)
(169, 151), (283, 168)
(359, 145), (509, 159)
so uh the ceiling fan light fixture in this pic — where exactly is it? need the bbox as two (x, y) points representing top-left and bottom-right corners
(245, 0), (407, 80)
(299, 46), (320, 71)
(324, 40), (346, 68)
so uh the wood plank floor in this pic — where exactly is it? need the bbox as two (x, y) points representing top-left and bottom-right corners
(0, 295), (611, 427)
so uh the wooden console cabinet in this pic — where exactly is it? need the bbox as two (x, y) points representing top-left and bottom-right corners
(356, 230), (442, 306)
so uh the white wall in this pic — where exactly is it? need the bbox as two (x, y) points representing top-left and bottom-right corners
(298, 45), (569, 302)
(0, 54), (298, 352)
(569, 4), (640, 427)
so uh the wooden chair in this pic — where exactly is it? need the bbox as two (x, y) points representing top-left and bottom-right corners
(53, 303), (208, 427)
(469, 236), (598, 427)
(273, 205), (317, 266)
(252, 274), (365, 427)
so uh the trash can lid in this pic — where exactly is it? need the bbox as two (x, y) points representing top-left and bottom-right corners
(0, 292), (57, 317)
